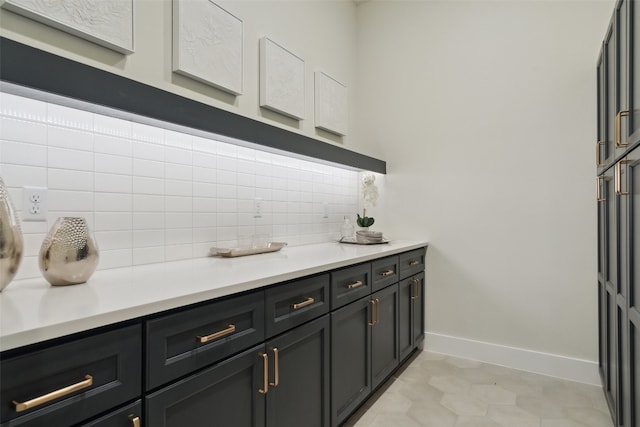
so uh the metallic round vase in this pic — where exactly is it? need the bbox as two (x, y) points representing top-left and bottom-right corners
(39, 217), (99, 286)
(0, 177), (23, 291)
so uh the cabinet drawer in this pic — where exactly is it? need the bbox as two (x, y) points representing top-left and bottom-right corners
(1, 325), (141, 427)
(265, 274), (330, 338)
(371, 255), (399, 292)
(80, 400), (142, 427)
(145, 291), (264, 390)
(331, 263), (372, 309)
(399, 248), (426, 279)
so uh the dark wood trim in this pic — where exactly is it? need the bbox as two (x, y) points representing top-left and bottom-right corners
(0, 37), (386, 174)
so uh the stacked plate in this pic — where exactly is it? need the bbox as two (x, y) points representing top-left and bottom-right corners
(356, 230), (384, 244)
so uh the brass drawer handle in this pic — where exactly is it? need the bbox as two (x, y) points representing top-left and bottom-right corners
(411, 278), (420, 300)
(596, 140), (604, 166)
(13, 374), (93, 412)
(615, 110), (630, 147)
(368, 299), (377, 326)
(379, 269), (394, 277)
(129, 415), (141, 427)
(346, 280), (364, 289)
(291, 297), (315, 310)
(408, 260), (420, 266)
(198, 324), (236, 343)
(258, 352), (269, 394)
(269, 347), (279, 387)
(615, 160), (630, 196)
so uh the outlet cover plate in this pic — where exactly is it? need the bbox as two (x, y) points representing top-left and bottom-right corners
(22, 186), (48, 221)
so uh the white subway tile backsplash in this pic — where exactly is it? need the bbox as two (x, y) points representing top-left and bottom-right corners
(94, 134), (132, 157)
(48, 146), (93, 171)
(95, 230), (133, 250)
(95, 212), (132, 232)
(133, 230), (165, 248)
(133, 194), (164, 212)
(133, 212), (164, 230)
(48, 126), (93, 151)
(165, 244), (192, 261)
(95, 173), (132, 193)
(133, 176), (163, 195)
(95, 193), (133, 212)
(133, 158), (164, 178)
(95, 153), (132, 175)
(0, 118), (47, 145)
(49, 190), (93, 212)
(1, 92), (362, 280)
(133, 246), (164, 265)
(3, 141), (47, 166)
(3, 164), (47, 188)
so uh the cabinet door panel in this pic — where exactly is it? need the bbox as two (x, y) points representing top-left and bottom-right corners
(413, 273), (426, 347)
(630, 152), (640, 312)
(145, 345), (265, 427)
(606, 289), (618, 413)
(605, 22), (616, 164)
(266, 315), (330, 427)
(399, 277), (414, 362)
(372, 284), (399, 390)
(331, 297), (372, 426)
(631, 318), (640, 427)
(631, 0), (640, 141)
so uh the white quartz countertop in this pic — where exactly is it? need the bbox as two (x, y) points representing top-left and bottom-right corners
(0, 240), (427, 352)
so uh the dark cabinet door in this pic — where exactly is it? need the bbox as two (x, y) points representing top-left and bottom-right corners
(598, 46), (607, 171)
(266, 315), (330, 427)
(80, 401), (142, 427)
(631, 0), (640, 144)
(145, 344), (266, 427)
(412, 273), (426, 347)
(399, 277), (414, 362)
(331, 297), (372, 427)
(371, 284), (399, 390)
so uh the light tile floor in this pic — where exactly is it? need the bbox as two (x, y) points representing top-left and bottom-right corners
(344, 351), (613, 427)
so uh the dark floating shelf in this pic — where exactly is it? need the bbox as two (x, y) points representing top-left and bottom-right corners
(0, 37), (386, 174)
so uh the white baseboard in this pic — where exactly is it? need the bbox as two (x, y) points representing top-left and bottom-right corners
(424, 332), (602, 386)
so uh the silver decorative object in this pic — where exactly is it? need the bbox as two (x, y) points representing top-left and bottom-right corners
(0, 177), (23, 291)
(39, 217), (99, 286)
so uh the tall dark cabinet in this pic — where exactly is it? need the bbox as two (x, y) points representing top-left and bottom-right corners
(597, 1), (640, 425)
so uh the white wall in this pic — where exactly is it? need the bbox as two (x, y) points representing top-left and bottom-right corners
(0, 0), (358, 148)
(354, 0), (614, 364)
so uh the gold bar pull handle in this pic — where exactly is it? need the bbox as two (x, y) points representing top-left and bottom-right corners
(129, 415), (141, 427)
(291, 297), (314, 310)
(13, 374), (93, 412)
(615, 160), (630, 196)
(258, 353), (269, 394)
(368, 299), (376, 326)
(198, 324), (236, 343)
(616, 110), (630, 147)
(408, 260), (419, 267)
(346, 280), (364, 289)
(596, 140), (604, 167)
(597, 176), (606, 202)
(269, 347), (279, 387)
(379, 269), (394, 277)
(411, 278), (420, 300)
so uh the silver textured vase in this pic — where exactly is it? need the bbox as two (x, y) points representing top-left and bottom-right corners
(39, 217), (99, 286)
(0, 177), (23, 291)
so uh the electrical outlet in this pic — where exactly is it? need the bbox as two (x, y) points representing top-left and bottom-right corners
(23, 186), (47, 221)
(254, 198), (263, 218)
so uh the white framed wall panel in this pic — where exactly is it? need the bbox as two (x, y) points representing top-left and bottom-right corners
(259, 37), (305, 120)
(172, 0), (243, 95)
(314, 71), (347, 136)
(0, 0), (134, 54)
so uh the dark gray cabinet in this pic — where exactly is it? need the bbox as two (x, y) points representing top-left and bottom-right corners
(0, 325), (141, 427)
(371, 284), (400, 390)
(146, 344), (266, 427)
(1, 247), (426, 427)
(266, 315), (330, 427)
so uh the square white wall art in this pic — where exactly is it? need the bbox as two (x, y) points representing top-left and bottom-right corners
(259, 37), (305, 120)
(314, 71), (347, 136)
(173, 0), (243, 95)
(1, 0), (134, 54)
